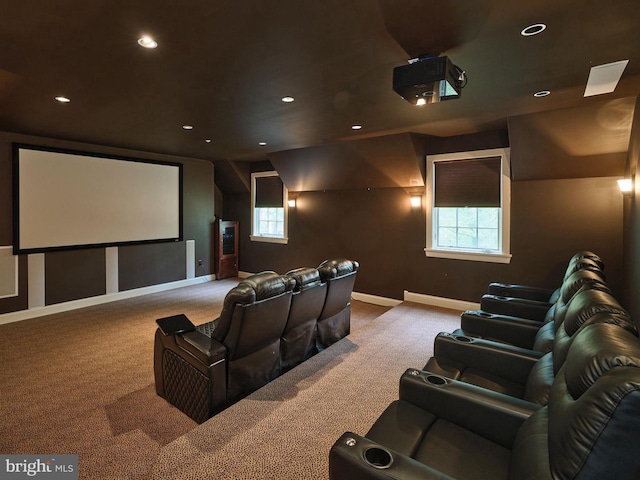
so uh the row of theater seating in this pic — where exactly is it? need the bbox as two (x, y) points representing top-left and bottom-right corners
(154, 258), (359, 423)
(330, 252), (640, 479)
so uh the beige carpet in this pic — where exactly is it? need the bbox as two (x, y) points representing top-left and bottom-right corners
(0, 279), (240, 479)
(0, 280), (461, 479)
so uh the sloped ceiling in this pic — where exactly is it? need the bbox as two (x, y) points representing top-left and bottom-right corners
(269, 133), (426, 192)
(509, 97), (634, 180)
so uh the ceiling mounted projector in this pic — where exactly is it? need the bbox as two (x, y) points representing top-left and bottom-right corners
(393, 56), (465, 106)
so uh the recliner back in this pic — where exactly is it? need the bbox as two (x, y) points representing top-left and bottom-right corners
(214, 271), (295, 400)
(511, 323), (640, 480)
(523, 290), (635, 406)
(317, 259), (359, 350)
(547, 323), (640, 479)
(281, 267), (327, 370)
(540, 268), (610, 328)
(552, 290), (635, 372)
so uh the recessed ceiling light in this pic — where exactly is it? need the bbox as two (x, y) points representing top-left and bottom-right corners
(205, 139), (212, 143)
(521, 23), (546, 36)
(533, 90), (551, 97)
(259, 142), (267, 146)
(352, 125), (362, 130)
(138, 36), (158, 49)
(182, 125), (193, 130)
(281, 96), (295, 103)
(54, 96), (71, 103)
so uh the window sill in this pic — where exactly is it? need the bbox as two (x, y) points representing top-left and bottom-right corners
(424, 248), (512, 264)
(250, 235), (289, 245)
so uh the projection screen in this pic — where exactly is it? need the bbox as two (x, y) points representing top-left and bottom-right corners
(13, 144), (182, 254)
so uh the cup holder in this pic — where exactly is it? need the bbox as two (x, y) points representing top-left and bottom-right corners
(424, 374), (447, 386)
(453, 335), (473, 343)
(364, 447), (393, 469)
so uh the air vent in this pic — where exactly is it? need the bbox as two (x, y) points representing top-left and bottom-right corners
(584, 60), (629, 97)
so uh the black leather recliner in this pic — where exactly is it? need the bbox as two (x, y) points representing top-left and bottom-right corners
(479, 266), (607, 322)
(424, 288), (635, 406)
(154, 271), (295, 423)
(487, 250), (605, 304)
(329, 322), (640, 480)
(281, 266), (327, 371)
(316, 258), (359, 350)
(458, 268), (610, 352)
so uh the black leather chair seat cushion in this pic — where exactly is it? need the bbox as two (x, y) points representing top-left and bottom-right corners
(367, 400), (510, 480)
(424, 351), (555, 405)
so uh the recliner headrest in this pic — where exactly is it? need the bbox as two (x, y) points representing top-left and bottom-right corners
(559, 269), (609, 304)
(233, 271), (295, 303)
(562, 289), (631, 337)
(286, 267), (322, 291)
(563, 257), (605, 283)
(564, 323), (640, 400)
(568, 251), (605, 270)
(318, 259), (359, 280)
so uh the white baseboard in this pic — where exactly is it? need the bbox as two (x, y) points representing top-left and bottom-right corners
(0, 275), (215, 325)
(403, 290), (480, 312)
(351, 292), (402, 307)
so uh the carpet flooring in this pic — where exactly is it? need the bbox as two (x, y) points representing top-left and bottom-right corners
(0, 279), (462, 479)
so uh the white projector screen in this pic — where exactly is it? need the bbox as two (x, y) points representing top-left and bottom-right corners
(14, 144), (182, 254)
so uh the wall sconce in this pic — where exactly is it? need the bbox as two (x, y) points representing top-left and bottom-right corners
(410, 195), (422, 208)
(288, 191), (300, 208)
(618, 178), (633, 196)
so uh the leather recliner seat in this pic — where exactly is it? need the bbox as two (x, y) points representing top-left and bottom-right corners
(329, 322), (640, 480)
(487, 250), (605, 304)
(423, 288), (636, 406)
(457, 268), (611, 353)
(479, 266), (607, 323)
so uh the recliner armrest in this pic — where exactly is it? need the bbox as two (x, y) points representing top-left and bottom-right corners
(399, 369), (539, 448)
(329, 432), (455, 480)
(176, 330), (227, 366)
(480, 294), (551, 322)
(431, 332), (542, 384)
(459, 310), (543, 349)
(487, 282), (555, 302)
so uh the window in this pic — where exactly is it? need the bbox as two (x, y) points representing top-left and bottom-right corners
(425, 148), (511, 263)
(250, 171), (289, 244)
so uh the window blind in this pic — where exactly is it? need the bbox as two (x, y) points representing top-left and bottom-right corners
(434, 156), (501, 207)
(255, 175), (284, 208)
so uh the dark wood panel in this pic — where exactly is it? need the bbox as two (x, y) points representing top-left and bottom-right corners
(118, 242), (185, 292)
(45, 249), (106, 305)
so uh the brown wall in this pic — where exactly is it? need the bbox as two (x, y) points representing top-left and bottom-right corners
(0, 132), (215, 314)
(226, 175), (624, 307)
